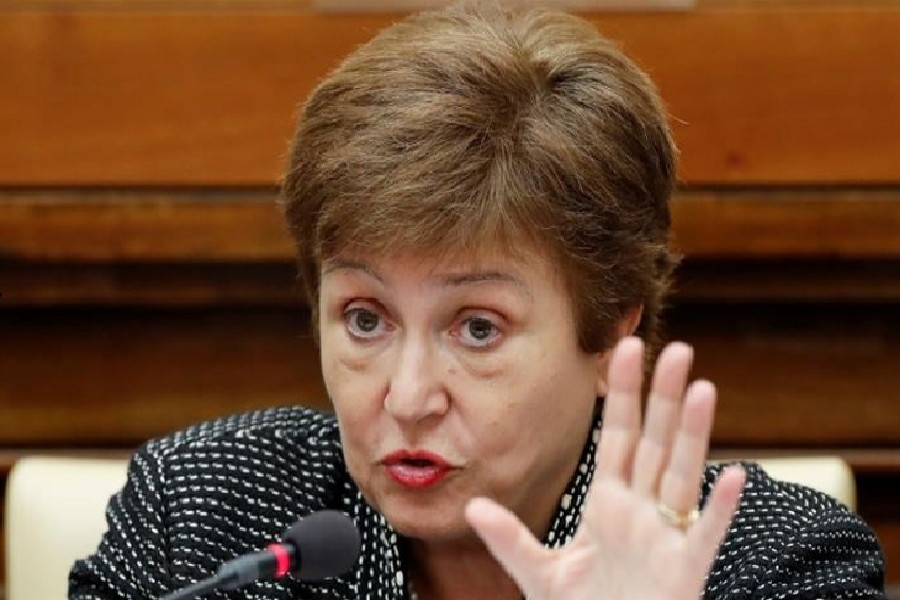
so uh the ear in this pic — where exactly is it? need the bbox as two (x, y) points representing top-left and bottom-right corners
(594, 305), (644, 398)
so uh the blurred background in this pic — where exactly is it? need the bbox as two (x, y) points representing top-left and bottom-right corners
(1, 0), (898, 596)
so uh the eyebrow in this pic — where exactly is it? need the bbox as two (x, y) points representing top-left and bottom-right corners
(439, 271), (530, 296)
(321, 259), (532, 297)
(322, 259), (383, 280)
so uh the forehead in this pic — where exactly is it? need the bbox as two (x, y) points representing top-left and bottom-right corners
(323, 243), (542, 278)
(320, 245), (569, 297)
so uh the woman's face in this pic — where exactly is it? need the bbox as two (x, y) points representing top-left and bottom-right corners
(319, 249), (608, 543)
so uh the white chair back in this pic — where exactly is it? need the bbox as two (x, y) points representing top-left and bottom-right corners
(4, 456), (128, 600)
(751, 456), (857, 510)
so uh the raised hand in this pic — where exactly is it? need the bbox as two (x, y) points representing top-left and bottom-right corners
(465, 337), (746, 600)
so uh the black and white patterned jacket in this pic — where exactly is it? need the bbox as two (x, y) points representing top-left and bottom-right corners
(70, 406), (885, 599)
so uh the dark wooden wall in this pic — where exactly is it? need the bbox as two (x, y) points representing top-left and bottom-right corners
(1, 0), (898, 593)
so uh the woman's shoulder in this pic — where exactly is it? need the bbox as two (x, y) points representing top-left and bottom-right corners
(142, 406), (352, 561)
(70, 406), (354, 599)
(143, 404), (341, 457)
(134, 405), (350, 511)
(701, 461), (885, 599)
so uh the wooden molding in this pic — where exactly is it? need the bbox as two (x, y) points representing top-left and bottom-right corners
(2, 189), (899, 263)
(670, 189), (900, 258)
(0, 190), (292, 262)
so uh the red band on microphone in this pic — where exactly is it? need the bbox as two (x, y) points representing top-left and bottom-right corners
(267, 543), (291, 578)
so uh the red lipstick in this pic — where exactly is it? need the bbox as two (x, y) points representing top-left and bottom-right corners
(382, 450), (453, 489)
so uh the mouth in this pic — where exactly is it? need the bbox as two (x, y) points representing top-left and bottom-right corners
(381, 450), (454, 489)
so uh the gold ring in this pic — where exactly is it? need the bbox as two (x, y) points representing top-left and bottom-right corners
(656, 501), (699, 531)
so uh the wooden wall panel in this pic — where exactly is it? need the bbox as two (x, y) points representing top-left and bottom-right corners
(2, 7), (900, 184)
(0, 308), (328, 445)
(671, 304), (900, 446)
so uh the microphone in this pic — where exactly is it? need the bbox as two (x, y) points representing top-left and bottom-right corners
(160, 510), (361, 600)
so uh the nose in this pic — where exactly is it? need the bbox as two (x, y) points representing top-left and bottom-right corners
(383, 335), (449, 424)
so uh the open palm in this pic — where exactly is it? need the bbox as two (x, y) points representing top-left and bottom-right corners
(466, 337), (745, 600)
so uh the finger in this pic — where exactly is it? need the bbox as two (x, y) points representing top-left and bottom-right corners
(688, 465), (745, 567)
(595, 336), (645, 483)
(632, 342), (694, 497)
(658, 380), (716, 513)
(465, 497), (550, 594)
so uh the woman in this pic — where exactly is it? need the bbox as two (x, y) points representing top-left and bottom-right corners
(70, 3), (885, 599)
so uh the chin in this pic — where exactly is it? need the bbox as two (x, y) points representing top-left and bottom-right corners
(386, 509), (472, 542)
(376, 490), (474, 542)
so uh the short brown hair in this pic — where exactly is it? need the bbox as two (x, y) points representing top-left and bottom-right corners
(282, 1), (678, 354)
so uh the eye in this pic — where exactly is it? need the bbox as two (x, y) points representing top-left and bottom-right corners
(458, 316), (501, 348)
(344, 306), (386, 339)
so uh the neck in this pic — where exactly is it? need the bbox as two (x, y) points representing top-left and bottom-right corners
(409, 536), (521, 600)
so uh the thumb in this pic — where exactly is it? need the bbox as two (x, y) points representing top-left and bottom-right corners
(465, 497), (550, 595)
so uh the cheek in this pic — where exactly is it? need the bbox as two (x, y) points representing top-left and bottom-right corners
(448, 371), (540, 459)
(320, 317), (386, 394)
(321, 341), (388, 450)
(465, 346), (596, 448)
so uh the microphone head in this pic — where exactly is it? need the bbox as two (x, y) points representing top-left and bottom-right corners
(283, 510), (361, 581)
